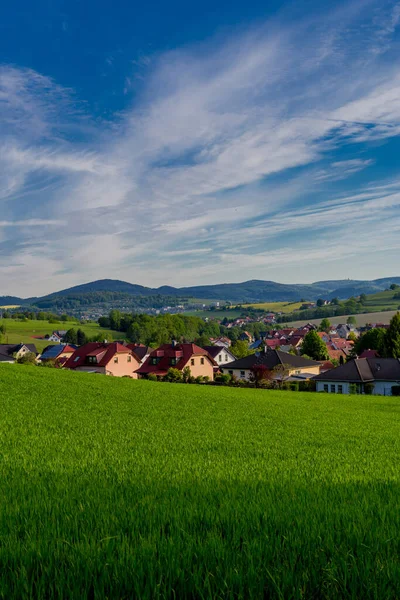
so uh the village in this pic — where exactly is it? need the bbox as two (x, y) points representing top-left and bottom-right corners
(1, 312), (399, 396)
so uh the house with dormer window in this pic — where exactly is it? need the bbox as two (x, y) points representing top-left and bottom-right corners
(136, 342), (217, 380)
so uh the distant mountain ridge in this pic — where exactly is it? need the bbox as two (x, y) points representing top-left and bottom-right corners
(2, 276), (400, 306)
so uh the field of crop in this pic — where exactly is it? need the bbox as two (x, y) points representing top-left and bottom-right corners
(0, 319), (121, 351)
(241, 300), (308, 313)
(286, 310), (399, 328)
(0, 365), (400, 598)
(361, 290), (400, 312)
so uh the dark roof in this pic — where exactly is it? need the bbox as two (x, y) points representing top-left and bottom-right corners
(314, 358), (400, 382)
(125, 343), (152, 361)
(0, 343), (37, 357)
(202, 345), (234, 359)
(223, 350), (320, 371)
(40, 344), (77, 360)
(137, 343), (217, 376)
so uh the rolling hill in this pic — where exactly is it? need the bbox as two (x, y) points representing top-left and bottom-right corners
(2, 276), (400, 307)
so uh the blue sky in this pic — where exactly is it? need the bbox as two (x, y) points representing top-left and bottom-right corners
(1, 0), (400, 296)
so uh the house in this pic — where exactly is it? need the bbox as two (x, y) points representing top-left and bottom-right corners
(124, 343), (152, 366)
(358, 349), (380, 359)
(336, 324), (358, 339)
(0, 343), (37, 363)
(314, 358), (400, 395)
(210, 336), (231, 348)
(64, 342), (141, 377)
(220, 349), (321, 382)
(136, 342), (217, 380)
(47, 330), (67, 343)
(39, 344), (77, 365)
(239, 331), (253, 343)
(202, 345), (236, 367)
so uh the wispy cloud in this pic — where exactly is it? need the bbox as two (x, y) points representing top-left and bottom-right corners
(1, 0), (400, 295)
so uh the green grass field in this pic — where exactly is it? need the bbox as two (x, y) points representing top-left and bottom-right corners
(361, 289), (400, 312)
(0, 365), (400, 598)
(0, 319), (122, 352)
(241, 301), (308, 313)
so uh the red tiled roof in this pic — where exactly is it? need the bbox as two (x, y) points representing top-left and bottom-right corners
(136, 343), (217, 375)
(359, 349), (380, 359)
(64, 342), (138, 369)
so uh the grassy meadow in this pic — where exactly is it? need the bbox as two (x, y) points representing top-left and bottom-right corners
(0, 319), (121, 352)
(0, 365), (400, 598)
(241, 300), (307, 313)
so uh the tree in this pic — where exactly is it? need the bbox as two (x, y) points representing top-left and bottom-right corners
(319, 318), (331, 333)
(230, 340), (254, 359)
(63, 328), (78, 345)
(76, 329), (88, 346)
(271, 363), (291, 385)
(249, 365), (271, 387)
(316, 299), (325, 307)
(359, 293), (367, 304)
(347, 316), (357, 326)
(331, 297), (340, 305)
(17, 352), (36, 365)
(354, 328), (386, 356)
(348, 331), (358, 342)
(301, 331), (329, 361)
(383, 312), (400, 358)
(195, 334), (211, 348)
(390, 284), (399, 291)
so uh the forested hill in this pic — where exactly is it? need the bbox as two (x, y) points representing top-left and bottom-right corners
(3, 276), (400, 307)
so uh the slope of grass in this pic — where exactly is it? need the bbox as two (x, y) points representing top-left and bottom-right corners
(286, 310), (399, 328)
(0, 319), (121, 352)
(361, 289), (400, 311)
(241, 300), (308, 313)
(0, 365), (400, 598)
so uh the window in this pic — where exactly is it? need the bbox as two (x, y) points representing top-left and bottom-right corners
(191, 358), (195, 366)
(218, 355), (222, 362)
(323, 384), (328, 392)
(200, 357), (204, 365)
(338, 385), (343, 394)
(74, 356), (80, 362)
(127, 356), (132, 363)
(151, 357), (158, 365)
(225, 355), (228, 362)
(114, 357), (118, 364)
(330, 384), (335, 393)
(295, 370), (301, 375)
(240, 370), (245, 378)
(229, 370), (233, 375)
(170, 357), (177, 366)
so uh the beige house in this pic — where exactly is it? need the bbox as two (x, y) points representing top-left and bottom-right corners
(64, 342), (141, 377)
(136, 342), (216, 380)
(221, 349), (321, 381)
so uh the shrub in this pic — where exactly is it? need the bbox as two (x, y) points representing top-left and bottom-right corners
(364, 383), (375, 395)
(164, 368), (183, 383)
(392, 386), (400, 396)
(349, 384), (357, 395)
(147, 373), (158, 382)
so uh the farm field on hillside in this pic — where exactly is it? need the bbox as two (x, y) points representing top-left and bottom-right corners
(0, 365), (400, 598)
(286, 310), (399, 328)
(361, 290), (400, 312)
(0, 319), (121, 351)
(242, 300), (307, 313)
